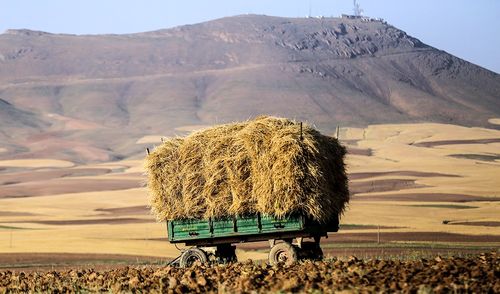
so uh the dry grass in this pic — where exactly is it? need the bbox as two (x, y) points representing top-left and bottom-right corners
(346, 123), (500, 197)
(145, 116), (348, 222)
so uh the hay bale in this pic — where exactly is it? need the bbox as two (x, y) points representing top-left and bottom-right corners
(145, 116), (349, 223)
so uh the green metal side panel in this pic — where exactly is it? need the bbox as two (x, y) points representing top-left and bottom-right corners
(212, 218), (235, 237)
(168, 218), (211, 241)
(236, 215), (260, 234)
(260, 214), (303, 233)
(167, 214), (306, 242)
(167, 221), (174, 240)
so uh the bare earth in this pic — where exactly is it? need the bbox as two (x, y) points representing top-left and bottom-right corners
(0, 122), (499, 269)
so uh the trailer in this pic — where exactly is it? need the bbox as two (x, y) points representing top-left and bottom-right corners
(166, 213), (339, 267)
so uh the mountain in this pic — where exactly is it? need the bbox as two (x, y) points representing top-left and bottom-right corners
(0, 15), (499, 162)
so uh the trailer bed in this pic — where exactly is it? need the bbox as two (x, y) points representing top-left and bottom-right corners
(167, 214), (337, 246)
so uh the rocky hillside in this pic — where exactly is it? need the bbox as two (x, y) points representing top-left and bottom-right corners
(0, 15), (498, 162)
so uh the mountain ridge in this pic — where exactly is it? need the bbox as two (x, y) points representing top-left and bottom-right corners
(0, 15), (498, 162)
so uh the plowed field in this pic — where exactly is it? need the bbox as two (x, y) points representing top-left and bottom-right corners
(1, 253), (498, 293)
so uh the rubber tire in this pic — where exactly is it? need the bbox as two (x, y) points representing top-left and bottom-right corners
(179, 248), (208, 268)
(301, 242), (324, 261)
(268, 242), (298, 266)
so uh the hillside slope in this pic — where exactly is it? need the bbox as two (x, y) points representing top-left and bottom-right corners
(0, 15), (498, 162)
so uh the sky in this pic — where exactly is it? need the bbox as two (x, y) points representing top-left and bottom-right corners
(1, 0), (499, 73)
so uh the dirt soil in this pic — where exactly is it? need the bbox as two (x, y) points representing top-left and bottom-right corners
(0, 253), (497, 293)
(0, 178), (140, 198)
(346, 147), (372, 156)
(355, 193), (499, 202)
(450, 221), (500, 227)
(0, 253), (166, 272)
(5, 218), (154, 226)
(0, 168), (112, 185)
(349, 171), (459, 180)
(95, 205), (150, 216)
(332, 232), (500, 243)
(350, 179), (425, 195)
(235, 232), (500, 251)
(413, 138), (500, 148)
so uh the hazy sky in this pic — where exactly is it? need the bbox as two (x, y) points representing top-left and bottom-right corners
(1, 0), (499, 73)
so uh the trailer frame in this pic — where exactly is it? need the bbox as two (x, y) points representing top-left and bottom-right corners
(166, 213), (338, 267)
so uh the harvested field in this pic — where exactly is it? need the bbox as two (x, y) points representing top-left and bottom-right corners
(355, 193), (498, 202)
(95, 206), (150, 216)
(349, 171), (459, 180)
(345, 146), (372, 156)
(448, 153), (500, 162)
(0, 167), (28, 174)
(0, 253), (497, 293)
(116, 172), (143, 178)
(4, 218), (153, 226)
(407, 204), (478, 209)
(412, 138), (500, 148)
(450, 221), (500, 227)
(237, 232), (500, 250)
(349, 179), (425, 195)
(0, 211), (36, 217)
(0, 168), (112, 185)
(324, 247), (495, 259)
(338, 224), (400, 230)
(0, 178), (139, 198)
(0, 225), (27, 230)
(0, 123), (498, 263)
(331, 232), (500, 243)
(0, 159), (74, 168)
(0, 253), (163, 272)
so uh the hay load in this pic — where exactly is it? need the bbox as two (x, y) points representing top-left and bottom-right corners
(145, 116), (349, 223)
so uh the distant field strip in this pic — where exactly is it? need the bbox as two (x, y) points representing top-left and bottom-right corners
(412, 138), (500, 148)
(354, 193), (498, 202)
(349, 171), (459, 180)
(5, 218), (153, 226)
(0, 159), (74, 168)
(0, 178), (140, 198)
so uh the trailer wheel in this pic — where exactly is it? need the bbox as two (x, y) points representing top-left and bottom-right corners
(269, 242), (297, 266)
(299, 242), (324, 261)
(179, 248), (208, 268)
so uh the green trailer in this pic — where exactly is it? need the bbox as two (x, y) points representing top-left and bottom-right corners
(166, 213), (339, 267)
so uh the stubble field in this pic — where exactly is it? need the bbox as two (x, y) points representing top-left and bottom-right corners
(0, 122), (498, 271)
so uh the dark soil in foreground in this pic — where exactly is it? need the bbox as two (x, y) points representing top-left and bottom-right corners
(1, 253), (498, 293)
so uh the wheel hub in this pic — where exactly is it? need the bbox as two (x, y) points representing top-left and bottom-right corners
(277, 250), (290, 262)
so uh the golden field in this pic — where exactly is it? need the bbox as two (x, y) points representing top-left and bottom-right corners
(0, 122), (498, 265)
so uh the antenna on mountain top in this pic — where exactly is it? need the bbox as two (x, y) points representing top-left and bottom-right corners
(353, 0), (363, 16)
(308, 0), (312, 17)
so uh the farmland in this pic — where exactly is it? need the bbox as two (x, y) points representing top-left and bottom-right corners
(1, 253), (498, 293)
(0, 122), (499, 270)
